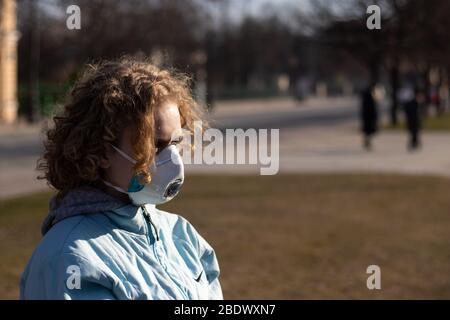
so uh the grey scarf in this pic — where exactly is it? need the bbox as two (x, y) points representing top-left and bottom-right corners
(41, 186), (127, 235)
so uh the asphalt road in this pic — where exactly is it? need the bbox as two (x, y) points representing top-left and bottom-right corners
(0, 99), (371, 162)
(210, 101), (388, 130)
(1, 99), (367, 198)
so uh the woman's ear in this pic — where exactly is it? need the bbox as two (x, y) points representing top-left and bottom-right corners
(99, 157), (110, 169)
(99, 145), (113, 169)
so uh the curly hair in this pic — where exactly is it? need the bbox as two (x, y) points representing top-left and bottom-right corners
(37, 57), (203, 198)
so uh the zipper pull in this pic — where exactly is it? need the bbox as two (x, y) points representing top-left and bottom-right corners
(142, 206), (159, 241)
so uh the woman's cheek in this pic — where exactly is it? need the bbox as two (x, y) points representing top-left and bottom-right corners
(110, 156), (134, 190)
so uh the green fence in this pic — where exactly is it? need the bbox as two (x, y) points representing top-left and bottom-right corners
(18, 82), (72, 117)
(17, 82), (291, 117)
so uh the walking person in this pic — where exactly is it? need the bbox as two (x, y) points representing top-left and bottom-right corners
(360, 84), (379, 150)
(404, 87), (424, 151)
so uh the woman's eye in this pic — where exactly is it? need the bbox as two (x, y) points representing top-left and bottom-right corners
(171, 136), (184, 145)
(155, 137), (183, 154)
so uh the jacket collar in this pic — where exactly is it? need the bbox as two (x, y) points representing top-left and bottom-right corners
(106, 203), (157, 235)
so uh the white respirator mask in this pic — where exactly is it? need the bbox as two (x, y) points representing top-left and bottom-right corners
(103, 143), (184, 206)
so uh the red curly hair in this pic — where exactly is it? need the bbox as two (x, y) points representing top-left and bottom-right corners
(37, 57), (203, 198)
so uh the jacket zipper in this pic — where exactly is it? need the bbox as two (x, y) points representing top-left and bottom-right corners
(143, 206), (159, 241)
(141, 206), (189, 299)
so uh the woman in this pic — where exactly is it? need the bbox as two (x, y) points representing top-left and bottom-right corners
(20, 58), (223, 300)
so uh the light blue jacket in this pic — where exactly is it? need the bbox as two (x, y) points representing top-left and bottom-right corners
(20, 187), (223, 300)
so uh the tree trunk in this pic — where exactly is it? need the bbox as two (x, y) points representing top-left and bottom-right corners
(421, 65), (431, 118)
(27, 0), (40, 123)
(389, 65), (400, 125)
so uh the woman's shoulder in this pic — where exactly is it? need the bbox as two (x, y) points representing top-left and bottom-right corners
(34, 216), (86, 259)
(22, 214), (120, 281)
(21, 214), (118, 299)
(35, 213), (114, 262)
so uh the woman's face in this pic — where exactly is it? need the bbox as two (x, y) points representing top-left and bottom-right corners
(103, 100), (183, 194)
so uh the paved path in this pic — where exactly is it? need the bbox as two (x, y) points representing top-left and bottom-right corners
(188, 96), (450, 177)
(0, 124), (46, 199)
(279, 125), (450, 177)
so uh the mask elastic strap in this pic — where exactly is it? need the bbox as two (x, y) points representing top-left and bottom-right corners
(102, 179), (129, 194)
(110, 144), (137, 164)
(155, 157), (173, 166)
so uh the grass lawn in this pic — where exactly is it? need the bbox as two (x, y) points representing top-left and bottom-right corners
(386, 111), (450, 131)
(1, 173), (450, 299)
(424, 112), (450, 130)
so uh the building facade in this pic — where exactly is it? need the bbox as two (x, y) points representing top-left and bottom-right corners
(0, 0), (18, 123)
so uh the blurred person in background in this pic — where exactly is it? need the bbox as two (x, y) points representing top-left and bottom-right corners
(360, 83), (379, 150)
(404, 87), (425, 151)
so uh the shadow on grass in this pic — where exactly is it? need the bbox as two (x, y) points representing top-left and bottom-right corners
(1, 174), (450, 299)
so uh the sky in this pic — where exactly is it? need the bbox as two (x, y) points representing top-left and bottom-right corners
(36, 0), (316, 26)
(201, 0), (313, 30)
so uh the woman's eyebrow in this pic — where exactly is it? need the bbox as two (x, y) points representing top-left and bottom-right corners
(155, 135), (183, 149)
